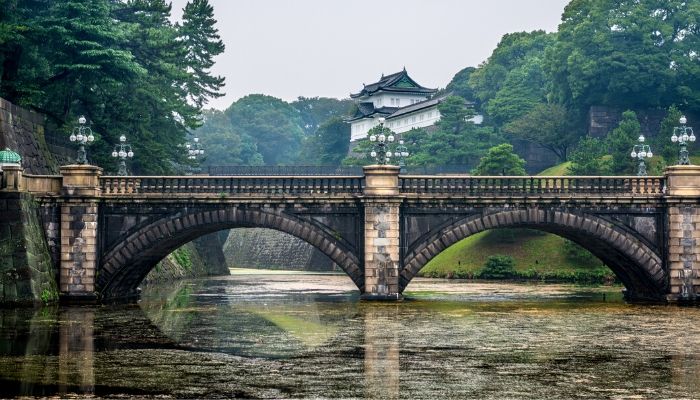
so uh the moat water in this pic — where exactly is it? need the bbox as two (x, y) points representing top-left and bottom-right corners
(2, 272), (700, 399)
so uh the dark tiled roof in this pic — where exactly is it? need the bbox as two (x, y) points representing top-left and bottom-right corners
(347, 103), (398, 122)
(350, 69), (437, 98)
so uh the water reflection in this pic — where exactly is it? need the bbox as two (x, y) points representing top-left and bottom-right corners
(2, 276), (700, 398)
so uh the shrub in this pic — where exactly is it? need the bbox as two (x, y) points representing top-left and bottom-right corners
(480, 255), (516, 279)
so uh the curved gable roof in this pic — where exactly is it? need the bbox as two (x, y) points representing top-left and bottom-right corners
(350, 69), (437, 98)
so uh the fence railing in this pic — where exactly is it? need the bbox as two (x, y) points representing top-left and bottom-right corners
(398, 176), (666, 195)
(99, 175), (666, 196)
(207, 165), (364, 176)
(100, 175), (365, 195)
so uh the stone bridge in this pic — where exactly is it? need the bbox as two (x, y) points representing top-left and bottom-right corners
(3, 163), (700, 303)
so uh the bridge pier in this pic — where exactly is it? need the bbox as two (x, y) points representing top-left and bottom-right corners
(665, 166), (700, 302)
(361, 166), (403, 300)
(58, 165), (102, 302)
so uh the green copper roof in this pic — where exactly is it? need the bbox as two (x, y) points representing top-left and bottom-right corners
(0, 148), (21, 164)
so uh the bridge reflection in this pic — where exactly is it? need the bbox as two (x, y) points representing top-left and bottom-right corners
(3, 281), (700, 398)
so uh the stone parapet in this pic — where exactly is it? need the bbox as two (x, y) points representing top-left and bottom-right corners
(363, 165), (400, 196)
(60, 165), (102, 197)
(665, 165), (700, 197)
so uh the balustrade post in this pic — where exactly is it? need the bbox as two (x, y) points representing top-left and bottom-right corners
(664, 165), (700, 302)
(0, 165), (24, 192)
(58, 165), (102, 302)
(361, 165), (403, 301)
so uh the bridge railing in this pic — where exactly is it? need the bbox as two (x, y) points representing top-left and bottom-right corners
(398, 175), (666, 195)
(100, 175), (365, 195)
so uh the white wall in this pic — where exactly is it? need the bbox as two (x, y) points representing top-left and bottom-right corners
(361, 92), (430, 109)
(386, 106), (441, 134)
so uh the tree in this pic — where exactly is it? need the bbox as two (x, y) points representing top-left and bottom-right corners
(546, 0), (700, 115)
(291, 97), (353, 136)
(503, 103), (582, 162)
(195, 109), (263, 166)
(300, 116), (350, 166)
(0, 0), (227, 174)
(225, 94), (305, 165)
(605, 110), (640, 174)
(653, 105), (684, 165)
(179, 0), (225, 108)
(445, 66), (476, 103)
(436, 95), (473, 134)
(468, 30), (555, 123)
(473, 143), (526, 176)
(567, 136), (611, 175)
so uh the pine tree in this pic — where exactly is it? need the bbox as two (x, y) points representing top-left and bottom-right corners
(179, 0), (225, 108)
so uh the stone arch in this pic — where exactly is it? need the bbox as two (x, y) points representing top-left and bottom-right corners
(400, 208), (667, 301)
(98, 207), (363, 299)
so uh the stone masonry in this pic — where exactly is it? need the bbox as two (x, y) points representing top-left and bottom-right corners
(665, 165), (700, 301)
(361, 165), (403, 300)
(58, 165), (102, 300)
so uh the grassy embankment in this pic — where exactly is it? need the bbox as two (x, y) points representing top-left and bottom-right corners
(417, 161), (616, 284)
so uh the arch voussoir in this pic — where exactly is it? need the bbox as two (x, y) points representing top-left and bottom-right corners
(400, 208), (667, 300)
(99, 207), (363, 299)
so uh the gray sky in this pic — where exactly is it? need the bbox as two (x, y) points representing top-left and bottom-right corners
(170, 0), (569, 110)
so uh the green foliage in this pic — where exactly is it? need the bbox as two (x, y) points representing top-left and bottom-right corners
(172, 247), (192, 271)
(0, 0), (225, 174)
(445, 66), (477, 103)
(652, 105), (684, 165)
(546, 0), (700, 115)
(40, 287), (58, 304)
(468, 30), (555, 124)
(403, 96), (500, 167)
(196, 109), (263, 166)
(473, 143), (526, 176)
(292, 97), (353, 136)
(417, 230), (617, 284)
(343, 123), (393, 166)
(179, 0), (226, 108)
(479, 255), (516, 279)
(225, 94), (305, 165)
(567, 136), (612, 175)
(300, 116), (350, 166)
(504, 103), (583, 162)
(563, 240), (602, 268)
(606, 110), (640, 174)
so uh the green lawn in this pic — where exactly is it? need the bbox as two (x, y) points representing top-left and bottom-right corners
(537, 161), (571, 176)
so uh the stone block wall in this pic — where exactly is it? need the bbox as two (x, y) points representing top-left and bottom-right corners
(362, 201), (401, 299)
(0, 192), (59, 304)
(142, 242), (208, 285)
(587, 105), (697, 139)
(224, 228), (336, 271)
(667, 205), (700, 300)
(0, 97), (60, 174)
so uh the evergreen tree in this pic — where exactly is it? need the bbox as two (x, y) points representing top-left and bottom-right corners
(605, 110), (640, 175)
(300, 116), (350, 166)
(179, 0), (225, 108)
(473, 143), (526, 176)
(567, 136), (612, 175)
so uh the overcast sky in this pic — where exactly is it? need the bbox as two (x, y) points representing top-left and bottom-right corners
(170, 0), (569, 110)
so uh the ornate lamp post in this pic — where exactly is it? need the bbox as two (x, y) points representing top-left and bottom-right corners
(68, 116), (95, 164)
(671, 115), (695, 165)
(630, 134), (652, 176)
(395, 138), (410, 172)
(111, 134), (134, 176)
(186, 136), (204, 174)
(368, 118), (395, 165)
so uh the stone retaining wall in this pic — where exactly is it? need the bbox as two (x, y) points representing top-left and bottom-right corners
(0, 97), (59, 174)
(0, 192), (59, 304)
(224, 228), (336, 271)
